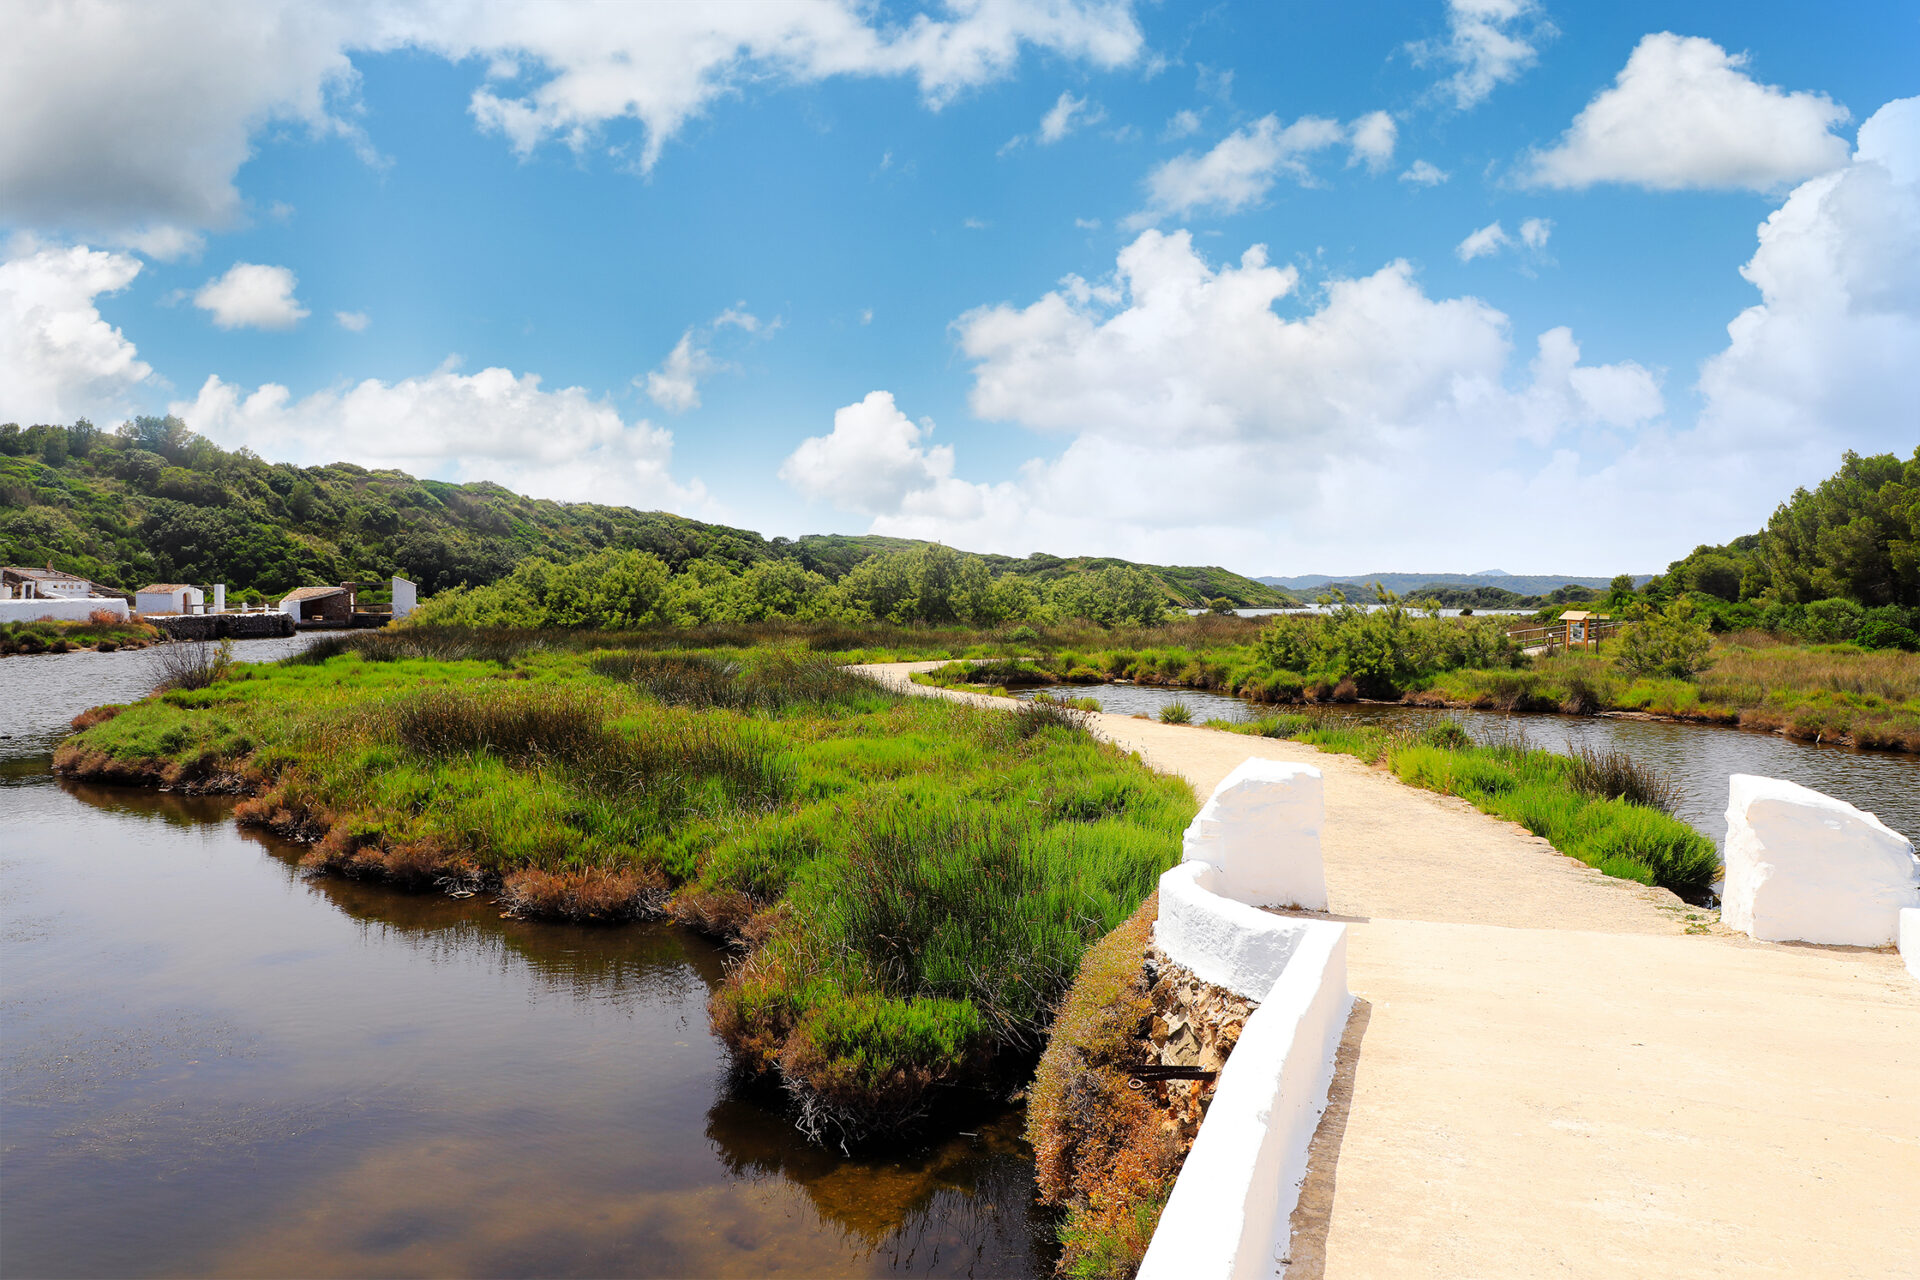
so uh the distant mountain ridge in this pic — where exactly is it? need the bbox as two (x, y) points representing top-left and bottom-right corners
(1257, 571), (1651, 597)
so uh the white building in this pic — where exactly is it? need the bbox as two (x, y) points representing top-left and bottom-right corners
(0, 565), (131, 621)
(135, 583), (206, 615)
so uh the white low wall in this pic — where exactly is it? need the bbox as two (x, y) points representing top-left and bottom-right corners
(1139, 919), (1349, 1280)
(1901, 909), (1920, 984)
(1722, 774), (1920, 946)
(1184, 758), (1328, 910)
(1141, 756), (1352, 1280)
(0, 597), (129, 623)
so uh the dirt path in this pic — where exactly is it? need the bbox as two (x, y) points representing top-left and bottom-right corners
(858, 664), (1920, 1278)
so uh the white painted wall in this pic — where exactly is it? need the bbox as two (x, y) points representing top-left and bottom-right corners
(1721, 774), (1920, 946)
(281, 597), (302, 621)
(0, 597), (129, 623)
(1900, 909), (1920, 984)
(1139, 920), (1350, 1280)
(391, 576), (417, 619)
(1155, 861), (1309, 1002)
(1141, 756), (1352, 1280)
(135, 587), (203, 614)
(1182, 758), (1327, 910)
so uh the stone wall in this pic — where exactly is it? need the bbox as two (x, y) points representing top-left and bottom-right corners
(153, 612), (296, 641)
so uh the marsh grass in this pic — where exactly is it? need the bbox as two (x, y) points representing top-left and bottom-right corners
(590, 649), (890, 714)
(147, 637), (234, 690)
(1157, 700), (1193, 725)
(1564, 741), (1684, 814)
(56, 639), (1192, 1145)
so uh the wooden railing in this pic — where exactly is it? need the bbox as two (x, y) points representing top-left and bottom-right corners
(1506, 617), (1624, 654)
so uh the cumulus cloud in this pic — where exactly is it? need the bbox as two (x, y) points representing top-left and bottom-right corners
(1399, 159), (1449, 185)
(779, 390), (957, 514)
(177, 364), (708, 511)
(1411, 0), (1551, 110)
(3, 1), (1145, 239)
(335, 309), (369, 331)
(786, 229), (1678, 568)
(1129, 114), (1346, 225)
(194, 262), (308, 330)
(1694, 96), (1920, 454)
(1518, 216), (1552, 249)
(0, 1), (364, 243)
(1526, 33), (1851, 191)
(641, 305), (764, 412)
(0, 242), (154, 423)
(1347, 111), (1397, 173)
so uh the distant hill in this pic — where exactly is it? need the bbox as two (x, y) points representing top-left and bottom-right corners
(0, 417), (1291, 608)
(1257, 571), (1651, 597)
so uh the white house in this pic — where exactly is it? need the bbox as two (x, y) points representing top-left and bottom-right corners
(0, 565), (131, 622)
(135, 583), (205, 614)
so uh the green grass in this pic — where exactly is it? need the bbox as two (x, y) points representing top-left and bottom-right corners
(1217, 712), (1719, 899)
(55, 638), (1194, 1144)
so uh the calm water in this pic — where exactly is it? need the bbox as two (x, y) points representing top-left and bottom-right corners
(1018, 683), (1920, 847)
(1, 647), (1052, 1278)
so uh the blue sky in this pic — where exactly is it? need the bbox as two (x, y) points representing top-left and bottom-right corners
(3, 1), (1915, 575)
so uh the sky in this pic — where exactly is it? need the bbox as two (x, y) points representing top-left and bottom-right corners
(2, 0), (1915, 577)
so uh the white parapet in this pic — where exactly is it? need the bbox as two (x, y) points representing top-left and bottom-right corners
(1139, 917), (1350, 1280)
(1721, 774), (1920, 947)
(1142, 755), (1352, 1279)
(1183, 758), (1327, 911)
(392, 576), (417, 619)
(1901, 909), (1920, 984)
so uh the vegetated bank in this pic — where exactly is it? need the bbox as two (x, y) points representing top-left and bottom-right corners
(1, 613), (161, 655)
(52, 629), (1194, 1146)
(0, 414), (1290, 610)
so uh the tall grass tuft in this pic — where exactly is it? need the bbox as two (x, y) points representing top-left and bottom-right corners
(590, 650), (891, 714)
(1157, 700), (1193, 725)
(1564, 742), (1684, 815)
(148, 637), (234, 690)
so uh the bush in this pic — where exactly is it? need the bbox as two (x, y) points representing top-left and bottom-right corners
(1616, 598), (1712, 678)
(1157, 700), (1193, 725)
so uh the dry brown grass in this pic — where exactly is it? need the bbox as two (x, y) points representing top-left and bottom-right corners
(1703, 643), (1920, 704)
(499, 866), (669, 922)
(1028, 893), (1182, 1279)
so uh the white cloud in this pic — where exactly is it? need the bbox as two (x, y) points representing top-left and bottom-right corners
(1347, 111), (1397, 173)
(0, 242), (153, 423)
(1695, 96), (1920, 453)
(193, 262), (308, 330)
(1130, 114), (1346, 226)
(177, 364), (708, 512)
(335, 309), (369, 332)
(0, 1), (364, 243)
(1526, 33), (1851, 192)
(1457, 217), (1552, 261)
(1075, 217), (1102, 230)
(779, 390), (956, 515)
(641, 305), (764, 412)
(644, 331), (716, 414)
(859, 308), (874, 325)
(963, 216), (989, 230)
(1038, 90), (1102, 144)
(1411, 0), (1551, 110)
(792, 230), (1670, 568)
(1162, 108), (1202, 140)
(1399, 159), (1450, 186)
(3, 1), (1145, 238)
(1456, 220), (1511, 260)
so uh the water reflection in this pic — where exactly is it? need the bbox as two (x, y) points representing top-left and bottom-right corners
(2, 775), (1053, 1278)
(1020, 683), (1920, 845)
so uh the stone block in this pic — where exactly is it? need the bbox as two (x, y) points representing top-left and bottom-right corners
(1721, 774), (1920, 946)
(1182, 757), (1326, 910)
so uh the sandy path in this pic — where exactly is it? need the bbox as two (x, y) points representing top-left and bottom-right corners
(858, 664), (1920, 1278)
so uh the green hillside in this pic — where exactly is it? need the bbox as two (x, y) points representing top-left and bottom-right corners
(0, 416), (1290, 607)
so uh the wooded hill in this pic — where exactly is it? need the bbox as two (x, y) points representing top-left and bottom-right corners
(0, 417), (1292, 607)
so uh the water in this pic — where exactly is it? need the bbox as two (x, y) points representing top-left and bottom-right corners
(1, 647), (1053, 1278)
(1018, 683), (1920, 847)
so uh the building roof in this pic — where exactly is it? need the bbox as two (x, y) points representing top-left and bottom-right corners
(137, 583), (196, 594)
(282, 585), (349, 602)
(5, 566), (89, 581)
